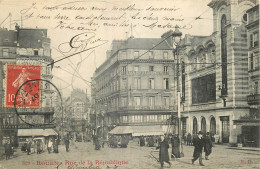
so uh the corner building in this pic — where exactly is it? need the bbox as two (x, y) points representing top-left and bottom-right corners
(180, 0), (258, 145)
(92, 37), (177, 137)
(0, 25), (56, 147)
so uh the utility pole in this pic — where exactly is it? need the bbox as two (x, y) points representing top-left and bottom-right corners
(171, 25), (182, 156)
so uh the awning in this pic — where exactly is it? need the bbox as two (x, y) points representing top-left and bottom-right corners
(18, 129), (58, 137)
(108, 126), (133, 135)
(132, 125), (164, 136)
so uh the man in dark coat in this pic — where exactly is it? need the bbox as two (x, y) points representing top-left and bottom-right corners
(53, 139), (59, 153)
(192, 131), (205, 166)
(65, 139), (70, 152)
(171, 135), (180, 158)
(26, 140), (31, 155)
(204, 132), (213, 160)
(187, 133), (192, 146)
(36, 140), (42, 154)
(4, 140), (12, 160)
(157, 135), (171, 168)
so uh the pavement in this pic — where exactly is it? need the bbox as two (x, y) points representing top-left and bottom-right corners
(0, 141), (259, 169)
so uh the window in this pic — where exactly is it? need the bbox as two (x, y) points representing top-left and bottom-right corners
(134, 66), (139, 72)
(253, 32), (259, 47)
(250, 34), (253, 47)
(121, 97), (127, 106)
(250, 53), (254, 70)
(192, 57), (197, 70)
(148, 96), (155, 109)
(134, 78), (141, 89)
(3, 48), (9, 57)
(182, 61), (185, 100)
(149, 78), (155, 89)
(164, 78), (169, 89)
(122, 78), (127, 89)
(192, 73), (216, 104)
(255, 54), (259, 70)
(164, 66), (168, 74)
(121, 51), (127, 59)
(132, 115), (142, 122)
(122, 116), (128, 123)
(46, 66), (51, 75)
(163, 52), (168, 59)
(122, 66), (126, 74)
(34, 49), (39, 55)
(148, 51), (154, 59)
(254, 81), (258, 94)
(162, 97), (169, 107)
(133, 97), (141, 108)
(134, 51), (139, 59)
(149, 66), (154, 71)
(221, 15), (228, 96)
(147, 115), (157, 122)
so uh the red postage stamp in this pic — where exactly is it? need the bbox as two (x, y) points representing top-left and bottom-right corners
(5, 64), (41, 108)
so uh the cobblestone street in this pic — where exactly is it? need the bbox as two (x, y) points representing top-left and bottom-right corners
(0, 141), (259, 169)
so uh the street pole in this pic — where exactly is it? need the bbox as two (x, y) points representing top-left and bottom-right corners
(171, 25), (182, 156)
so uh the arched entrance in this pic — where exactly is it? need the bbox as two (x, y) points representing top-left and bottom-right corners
(193, 117), (197, 134)
(201, 117), (206, 134)
(210, 117), (216, 135)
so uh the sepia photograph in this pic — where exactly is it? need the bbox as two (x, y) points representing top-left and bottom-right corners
(0, 0), (259, 168)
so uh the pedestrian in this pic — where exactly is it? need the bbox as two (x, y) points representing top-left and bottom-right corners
(204, 132), (213, 160)
(171, 134), (180, 158)
(53, 139), (59, 153)
(156, 135), (171, 168)
(26, 140), (31, 155)
(192, 131), (205, 166)
(95, 136), (101, 150)
(65, 138), (70, 152)
(4, 140), (12, 160)
(183, 133), (187, 145)
(37, 140), (42, 154)
(47, 139), (53, 153)
(187, 133), (192, 146)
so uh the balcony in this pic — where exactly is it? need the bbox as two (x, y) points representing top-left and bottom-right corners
(16, 107), (55, 115)
(126, 71), (169, 76)
(247, 94), (260, 105)
(119, 105), (171, 111)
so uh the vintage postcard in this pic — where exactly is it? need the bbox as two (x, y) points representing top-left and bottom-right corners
(0, 0), (259, 169)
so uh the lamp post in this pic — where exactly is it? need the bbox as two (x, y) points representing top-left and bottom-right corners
(172, 25), (182, 152)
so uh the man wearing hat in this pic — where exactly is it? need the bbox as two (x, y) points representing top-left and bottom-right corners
(192, 131), (205, 166)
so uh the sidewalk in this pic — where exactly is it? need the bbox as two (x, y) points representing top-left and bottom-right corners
(227, 146), (260, 152)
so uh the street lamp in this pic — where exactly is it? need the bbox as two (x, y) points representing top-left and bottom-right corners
(172, 25), (182, 153)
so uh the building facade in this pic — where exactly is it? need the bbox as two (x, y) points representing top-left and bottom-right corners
(179, 0), (258, 145)
(64, 89), (90, 141)
(0, 25), (56, 147)
(233, 4), (259, 147)
(92, 37), (177, 137)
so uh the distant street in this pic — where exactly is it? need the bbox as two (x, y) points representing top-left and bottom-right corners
(0, 140), (259, 169)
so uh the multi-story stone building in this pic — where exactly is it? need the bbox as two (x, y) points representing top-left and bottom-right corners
(92, 37), (177, 137)
(178, 0), (258, 146)
(0, 25), (56, 146)
(234, 4), (259, 147)
(64, 89), (90, 141)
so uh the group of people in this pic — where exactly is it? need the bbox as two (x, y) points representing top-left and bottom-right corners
(192, 131), (213, 166)
(157, 131), (213, 168)
(108, 135), (129, 148)
(21, 139), (42, 155)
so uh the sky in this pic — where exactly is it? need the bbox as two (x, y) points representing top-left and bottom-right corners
(0, 0), (213, 98)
